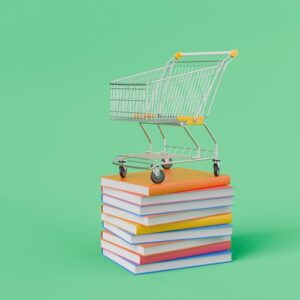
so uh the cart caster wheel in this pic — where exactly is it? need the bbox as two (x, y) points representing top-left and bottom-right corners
(151, 169), (165, 184)
(161, 158), (173, 169)
(213, 163), (220, 177)
(119, 166), (127, 178)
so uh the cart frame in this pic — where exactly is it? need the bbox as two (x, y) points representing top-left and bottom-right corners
(110, 50), (238, 183)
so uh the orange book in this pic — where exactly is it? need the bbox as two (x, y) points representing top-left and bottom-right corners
(101, 168), (230, 196)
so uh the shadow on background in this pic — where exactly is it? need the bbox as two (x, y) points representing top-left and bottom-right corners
(233, 226), (300, 260)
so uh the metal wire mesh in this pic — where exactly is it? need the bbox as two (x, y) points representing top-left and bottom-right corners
(110, 58), (228, 122)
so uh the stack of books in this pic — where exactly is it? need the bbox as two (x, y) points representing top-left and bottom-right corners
(100, 168), (233, 274)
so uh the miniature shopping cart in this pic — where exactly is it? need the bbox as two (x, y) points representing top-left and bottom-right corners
(109, 50), (238, 183)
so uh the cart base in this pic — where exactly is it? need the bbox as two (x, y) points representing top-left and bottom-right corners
(112, 121), (220, 183)
(113, 153), (220, 183)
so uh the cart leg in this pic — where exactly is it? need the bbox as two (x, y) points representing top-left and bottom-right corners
(203, 122), (219, 160)
(203, 122), (220, 176)
(157, 125), (173, 169)
(157, 124), (166, 152)
(182, 125), (200, 158)
(139, 122), (152, 153)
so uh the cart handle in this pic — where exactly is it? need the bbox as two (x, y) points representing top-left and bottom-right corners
(174, 49), (238, 60)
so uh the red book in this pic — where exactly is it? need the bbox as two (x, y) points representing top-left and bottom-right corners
(101, 239), (231, 265)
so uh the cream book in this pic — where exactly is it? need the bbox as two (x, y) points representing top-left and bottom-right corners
(103, 222), (233, 244)
(102, 185), (233, 206)
(102, 194), (233, 215)
(102, 204), (232, 226)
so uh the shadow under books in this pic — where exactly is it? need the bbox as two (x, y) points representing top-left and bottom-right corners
(233, 226), (300, 260)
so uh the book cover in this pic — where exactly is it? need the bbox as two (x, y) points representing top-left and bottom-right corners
(103, 249), (232, 274)
(102, 194), (233, 215)
(101, 168), (231, 196)
(102, 185), (233, 206)
(102, 212), (232, 235)
(102, 204), (232, 226)
(103, 222), (233, 244)
(101, 239), (231, 264)
(101, 230), (231, 255)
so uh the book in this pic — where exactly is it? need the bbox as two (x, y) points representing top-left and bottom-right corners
(103, 249), (232, 274)
(101, 239), (231, 265)
(101, 168), (230, 196)
(102, 204), (232, 226)
(102, 194), (233, 215)
(102, 185), (233, 206)
(102, 213), (232, 235)
(101, 230), (231, 255)
(103, 222), (233, 244)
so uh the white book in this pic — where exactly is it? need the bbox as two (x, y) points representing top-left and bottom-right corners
(103, 222), (233, 244)
(102, 186), (233, 206)
(102, 194), (233, 215)
(101, 230), (231, 256)
(102, 204), (232, 226)
(103, 249), (232, 274)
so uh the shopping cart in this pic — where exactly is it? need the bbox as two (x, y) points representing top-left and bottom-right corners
(109, 50), (238, 183)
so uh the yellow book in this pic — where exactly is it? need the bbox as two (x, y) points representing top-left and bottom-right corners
(102, 213), (232, 235)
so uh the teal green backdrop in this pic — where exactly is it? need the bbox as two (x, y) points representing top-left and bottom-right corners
(1, 1), (300, 299)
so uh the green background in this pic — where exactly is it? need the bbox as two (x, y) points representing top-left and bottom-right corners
(1, 0), (300, 299)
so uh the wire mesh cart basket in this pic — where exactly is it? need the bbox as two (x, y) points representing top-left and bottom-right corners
(109, 50), (238, 183)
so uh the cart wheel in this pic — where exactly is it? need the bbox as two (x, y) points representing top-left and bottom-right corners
(161, 158), (173, 169)
(119, 166), (127, 178)
(213, 163), (220, 177)
(150, 169), (165, 184)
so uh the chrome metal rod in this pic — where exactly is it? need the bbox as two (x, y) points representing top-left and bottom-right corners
(113, 156), (214, 170)
(157, 124), (166, 152)
(182, 125), (200, 157)
(203, 122), (218, 159)
(139, 122), (152, 152)
(112, 161), (149, 170)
